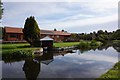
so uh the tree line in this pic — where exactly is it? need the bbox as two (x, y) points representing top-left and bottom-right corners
(67, 29), (120, 42)
(0, 0), (3, 20)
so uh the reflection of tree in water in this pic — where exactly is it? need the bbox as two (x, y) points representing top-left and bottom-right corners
(112, 42), (120, 52)
(23, 58), (40, 80)
(2, 42), (120, 80)
(23, 52), (53, 80)
(96, 41), (120, 53)
(97, 43), (111, 50)
(78, 41), (120, 54)
(79, 48), (90, 54)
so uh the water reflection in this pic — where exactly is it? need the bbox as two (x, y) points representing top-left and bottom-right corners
(23, 52), (53, 80)
(2, 42), (119, 79)
(2, 42), (120, 64)
(78, 42), (120, 53)
(23, 58), (40, 80)
(99, 42), (120, 53)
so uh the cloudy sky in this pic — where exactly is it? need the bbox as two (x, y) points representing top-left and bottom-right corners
(1, 0), (119, 33)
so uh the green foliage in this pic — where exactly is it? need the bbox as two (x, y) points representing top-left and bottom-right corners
(112, 40), (120, 52)
(95, 34), (109, 43)
(2, 50), (33, 63)
(112, 29), (120, 40)
(1, 43), (41, 63)
(97, 30), (104, 34)
(23, 16), (40, 46)
(90, 40), (99, 46)
(97, 61), (120, 79)
(78, 40), (90, 49)
(78, 40), (102, 53)
(54, 42), (79, 47)
(0, 1), (3, 19)
(70, 29), (120, 43)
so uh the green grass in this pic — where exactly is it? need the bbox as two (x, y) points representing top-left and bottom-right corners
(97, 61), (120, 79)
(53, 42), (80, 47)
(1, 43), (41, 62)
(1, 43), (30, 49)
(1, 41), (101, 54)
(1, 42), (80, 54)
(1, 42), (80, 63)
(1, 42), (80, 49)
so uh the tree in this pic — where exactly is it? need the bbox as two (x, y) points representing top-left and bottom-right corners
(23, 16), (40, 46)
(97, 30), (104, 34)
(61, 29), (64, 32)
(54, 28), (57, 31)
(112, 29), (120, 40)
(0, 1), (3, 19)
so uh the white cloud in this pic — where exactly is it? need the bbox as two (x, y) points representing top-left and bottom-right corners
(2, 0), (119, 3)
(2, 0), (119, 32)
(41, 14), (117, 29)
(65, 48), (118, 63)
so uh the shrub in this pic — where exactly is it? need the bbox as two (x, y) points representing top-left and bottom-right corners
(78, 40), (90, 49)
(2, 50), (33, 63)
(90, 40), (98, 46)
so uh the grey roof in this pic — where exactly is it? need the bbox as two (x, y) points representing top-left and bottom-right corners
(40, 36), (53, 41)
(41, 59), (54, 65)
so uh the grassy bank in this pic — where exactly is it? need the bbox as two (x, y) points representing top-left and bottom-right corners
(1, 41), (102, 54)
(1, 42), (80, 62)
(54, 42), (80, 47)
(1, 43), (40, 54)
(97, 61), (120, 79)
(1, 42), (80, 55)
(1, 42), (80, 49)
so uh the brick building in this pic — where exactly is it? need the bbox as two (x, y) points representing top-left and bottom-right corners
(3, 26), (71, 42)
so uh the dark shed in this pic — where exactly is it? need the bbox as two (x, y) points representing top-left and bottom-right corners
(40, 36), (53, 50)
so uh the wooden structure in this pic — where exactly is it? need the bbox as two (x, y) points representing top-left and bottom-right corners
(40, 36), (53, 50)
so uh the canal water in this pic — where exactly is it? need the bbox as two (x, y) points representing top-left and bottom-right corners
(1, 46), (118, 79)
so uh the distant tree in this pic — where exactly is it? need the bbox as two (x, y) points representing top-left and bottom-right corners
(54, 28), (57, 31)
(0, 1), (3, 19)
(23, 16), (40, 46)
(97, 30), (104, 34)
(112, 29), (120, 40)
(105, 30), (108, 34)
(61, 29), (64, 32)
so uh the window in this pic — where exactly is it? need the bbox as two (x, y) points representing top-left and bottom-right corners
(10, 34), (17, 38)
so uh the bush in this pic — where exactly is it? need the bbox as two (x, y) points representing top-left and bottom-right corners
(90, 40), (98, 46)
(2, 50), (33, 63)
(78, 40), (102, 53)
(78, 40), (90, 49)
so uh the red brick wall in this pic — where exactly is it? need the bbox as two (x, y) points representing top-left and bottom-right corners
(4, 33), (70, 42)
(4, 33), (24, 41)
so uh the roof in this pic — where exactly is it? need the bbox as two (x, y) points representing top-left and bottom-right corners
(40, 30), (53, 35)
(4, 26), (71, 36)
(41, 30), (71, 36)
(41, 59), (54, 65)
(4, 27), (23, 33)
(40, 36), (53, 41)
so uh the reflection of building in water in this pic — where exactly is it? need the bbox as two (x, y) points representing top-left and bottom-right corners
(23, 52), (53, 80)
(41, 59), (54, 65)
